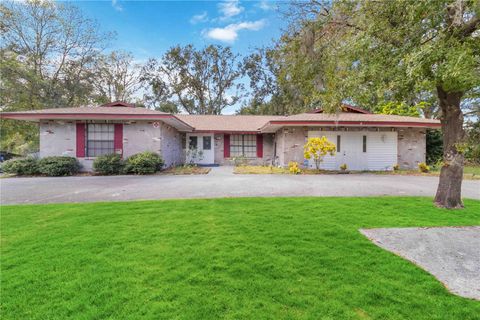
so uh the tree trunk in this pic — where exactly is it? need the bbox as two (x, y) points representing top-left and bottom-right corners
(434, 86), (465, 209)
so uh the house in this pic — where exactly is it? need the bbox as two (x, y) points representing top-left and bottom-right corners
(0, 101), (441, 171)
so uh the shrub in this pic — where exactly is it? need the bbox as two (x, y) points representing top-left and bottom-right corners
(431, 159), (444, 171)
(232, 156), (248, 166)
(38, 156), (79, 176)
(93, 154), (123, 175)
(186, 148), (204, 165)
(393, 164), (400, 171)
(465, 144), (480, 165)
(304, 137), (336, 169)
(426, 129), (443, 165)
(418, 162), (430, 173)
(288, 161), (301, 174)
(1, 157), (39, 175)
(124, 151), (164, 175)
(340, 163), (348, 171)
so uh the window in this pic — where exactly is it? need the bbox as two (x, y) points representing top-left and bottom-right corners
(230, 134), (256, 157)
(363, 135), (367, 153)
(87, 123), (114, 157)
(336, 135), (341, 152)
(203, 136), (211, 150)
(189, 136), (197, 149)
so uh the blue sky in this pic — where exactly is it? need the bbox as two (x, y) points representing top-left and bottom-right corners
(72, 0), (286, 60)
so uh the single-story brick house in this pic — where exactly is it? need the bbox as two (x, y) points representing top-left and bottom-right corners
(0, 101), (440, 171)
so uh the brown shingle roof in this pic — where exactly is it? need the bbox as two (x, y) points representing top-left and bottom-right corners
(0, 106), (194, 131)
(178, 113), (440, 132)
(259, 112), (441, 132)
(1, 106), (169, 115)
(1, 104), (440, 132)
(176, 115), (284, 132)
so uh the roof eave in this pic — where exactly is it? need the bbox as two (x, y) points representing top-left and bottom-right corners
(192, 130), (261, 134)
(0, 113), (194, 132)
(260, 120), (441, 132)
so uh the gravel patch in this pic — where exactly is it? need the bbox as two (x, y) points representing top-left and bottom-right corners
(360, 226), (480, 300)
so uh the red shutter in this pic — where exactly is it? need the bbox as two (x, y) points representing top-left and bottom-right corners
(76, 123), (85, 157)
(114, 123), (123, 156)
(256, 134), (263, 158)
(224, 134), (230, 158)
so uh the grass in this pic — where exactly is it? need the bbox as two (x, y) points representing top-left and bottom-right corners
(234, 165), (480, 180)
(2, 197), (480, 319)
(463, 165), (480, 175)
(234, 165), (290, 174)
(233, 165), (345, 175)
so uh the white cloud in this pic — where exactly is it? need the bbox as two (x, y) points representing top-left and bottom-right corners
(203, 19), (266, 43)
(190, 11), (208, 24)
(112, 0), (123, 11)
(258, 0), (273, 11)
(218, 0), (244, 19)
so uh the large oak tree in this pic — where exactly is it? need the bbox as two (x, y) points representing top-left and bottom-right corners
(91, 51), (143, 103)
(283, 0), (479, 209)
(141, 45), (244, 115)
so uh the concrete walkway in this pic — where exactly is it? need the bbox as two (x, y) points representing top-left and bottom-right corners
(1, 167), (479, 205)
(361, 227), (480, 300)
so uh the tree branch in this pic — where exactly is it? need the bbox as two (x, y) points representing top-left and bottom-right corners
(460, 16), (480, 37)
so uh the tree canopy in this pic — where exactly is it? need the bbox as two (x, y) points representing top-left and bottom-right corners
(279, 0), (479, 208)
(141, 45), (244, 115)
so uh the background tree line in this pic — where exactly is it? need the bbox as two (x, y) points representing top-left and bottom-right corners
(1, 0), (478, 206)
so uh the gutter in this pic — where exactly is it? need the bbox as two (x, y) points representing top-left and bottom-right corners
(259, 120), (441, 131)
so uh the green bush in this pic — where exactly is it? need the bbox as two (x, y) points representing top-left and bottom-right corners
(38, 156), (79, 176)
(93, 154), (123, 175)
(465, 145), (480, 165)
(465, 120), (480, 165)
(124, 151), (164, 175)
(1, 157), (39, 175)
(426, 129), (443, 165)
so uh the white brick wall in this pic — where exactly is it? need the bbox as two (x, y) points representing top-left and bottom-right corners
(39, 120), (184, 171)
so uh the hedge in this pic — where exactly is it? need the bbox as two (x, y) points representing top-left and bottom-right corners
(93, 154), (123, 175)
(1, 157), (39, 175)
(123, 152), (164, 175)
(38, 156), (80, 176)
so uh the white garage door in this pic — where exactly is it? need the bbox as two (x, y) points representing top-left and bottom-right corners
(307, 130), (397, 171)
(366, 131), (397, 170)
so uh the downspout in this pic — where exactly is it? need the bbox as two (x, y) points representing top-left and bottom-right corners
(273, 133), (277, 166)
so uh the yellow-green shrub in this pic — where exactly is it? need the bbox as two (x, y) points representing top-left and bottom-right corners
(288, 161), (301, 174)
(418, 162), (430, 173)
(303, 137), (336, 170)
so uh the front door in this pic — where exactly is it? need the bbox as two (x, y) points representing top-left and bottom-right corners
(186, 134), (214, 165)
(306, 131), (366, 170)
(337, 132), (366, 171)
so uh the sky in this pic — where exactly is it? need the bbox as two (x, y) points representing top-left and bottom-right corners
(72, 0), (286, 60)
(68, 0), (287, 113)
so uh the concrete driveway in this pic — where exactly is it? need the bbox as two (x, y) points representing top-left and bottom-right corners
(1, 167), (479, 205)
(361, 227), (480, 300)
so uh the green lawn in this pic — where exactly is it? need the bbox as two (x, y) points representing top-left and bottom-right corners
(2, 197), (480, 319)
(463, 165), (480, 175)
